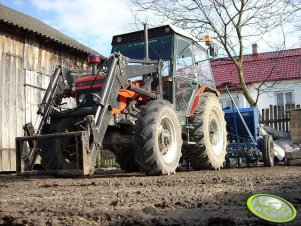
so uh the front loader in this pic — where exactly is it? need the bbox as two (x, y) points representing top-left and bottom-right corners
(16, 24), (227, 176)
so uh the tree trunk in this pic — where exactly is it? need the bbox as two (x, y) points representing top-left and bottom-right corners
(237, 65), (257, 107)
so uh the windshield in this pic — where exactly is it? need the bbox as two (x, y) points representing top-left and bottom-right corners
(112, 35), (172, 77)
(111, 35), (172, 61)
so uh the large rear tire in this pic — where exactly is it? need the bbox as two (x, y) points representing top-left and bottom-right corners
(40, 118), (82, 170)
(189, 93), (227, 170)
(134, 100), (182, 175)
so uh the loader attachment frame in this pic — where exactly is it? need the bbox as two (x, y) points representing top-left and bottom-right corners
(16, 131), (90, 175)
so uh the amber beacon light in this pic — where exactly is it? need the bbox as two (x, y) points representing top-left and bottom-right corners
(204, 35), (212, 46)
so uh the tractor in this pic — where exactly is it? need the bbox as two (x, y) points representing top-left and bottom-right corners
(16, 24), (227, 176)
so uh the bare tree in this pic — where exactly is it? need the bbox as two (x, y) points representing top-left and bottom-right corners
(130, 0), (300, 107)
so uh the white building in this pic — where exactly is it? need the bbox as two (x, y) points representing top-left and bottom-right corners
(211, 47), (301, 112)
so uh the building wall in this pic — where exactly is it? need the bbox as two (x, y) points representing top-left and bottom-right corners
(290, 110), (301, 141)
(219, 79), (301, 112)
(0, 25), (89, 171)
(249, 79), (301, 112)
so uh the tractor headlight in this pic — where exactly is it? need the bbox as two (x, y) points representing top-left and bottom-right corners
(78, 93), (86, 103)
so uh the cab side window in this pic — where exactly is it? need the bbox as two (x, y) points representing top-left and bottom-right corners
(176, 39), (193, 72)
(193, 44), (216, 88)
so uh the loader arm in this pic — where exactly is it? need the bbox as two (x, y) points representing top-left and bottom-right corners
(86, 53), (161, 171)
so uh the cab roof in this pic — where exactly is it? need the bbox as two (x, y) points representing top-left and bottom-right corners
(112, 24), (206, 48)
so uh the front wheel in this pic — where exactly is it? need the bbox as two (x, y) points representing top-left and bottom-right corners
(40, 118), (82, 170)
(112, 146), (139, 172)
(134, 100), (182, 175)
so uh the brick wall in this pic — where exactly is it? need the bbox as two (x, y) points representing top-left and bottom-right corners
(290, 109), (301, 141)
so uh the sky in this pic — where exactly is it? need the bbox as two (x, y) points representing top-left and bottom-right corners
(0, 0), (300, 57)
(0, 0), (139, 55)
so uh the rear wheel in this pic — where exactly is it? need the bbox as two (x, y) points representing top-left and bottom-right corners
(262, 134), (274, 167)
(188, 93), (227, 170)
(134, 100), (182, 175)
(40, 118), (82, 170)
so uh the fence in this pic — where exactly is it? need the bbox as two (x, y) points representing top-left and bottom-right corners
(261, 104), (300, 132)
(95, 149), (117, 168)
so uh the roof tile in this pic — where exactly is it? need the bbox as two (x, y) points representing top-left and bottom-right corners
(211, 48), (301, 88)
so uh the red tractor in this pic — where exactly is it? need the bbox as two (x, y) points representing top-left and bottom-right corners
(16, 24), (227, 176)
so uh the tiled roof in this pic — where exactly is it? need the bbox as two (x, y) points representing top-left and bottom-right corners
(211, 48), (301, 89)
(0, 4), (99, 54)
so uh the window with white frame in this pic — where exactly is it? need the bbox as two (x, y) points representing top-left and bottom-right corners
(220, 98), (239, 109)
(276, 91), (294, 107)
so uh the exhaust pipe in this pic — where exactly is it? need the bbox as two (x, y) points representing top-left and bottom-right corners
(144, 23), (149, 60)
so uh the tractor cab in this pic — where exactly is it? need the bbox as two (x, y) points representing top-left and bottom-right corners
(111, 24), (217, 114)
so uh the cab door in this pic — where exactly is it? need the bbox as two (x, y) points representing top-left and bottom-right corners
(173, 37), (197, 114)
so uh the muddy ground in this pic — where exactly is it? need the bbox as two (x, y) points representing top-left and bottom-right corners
(0, 165), (301, 226)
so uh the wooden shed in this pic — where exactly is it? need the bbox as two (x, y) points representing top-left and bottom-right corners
(0, 4), (99, 171)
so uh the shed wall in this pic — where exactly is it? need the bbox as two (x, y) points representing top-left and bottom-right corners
(0, 26), (89, 171)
